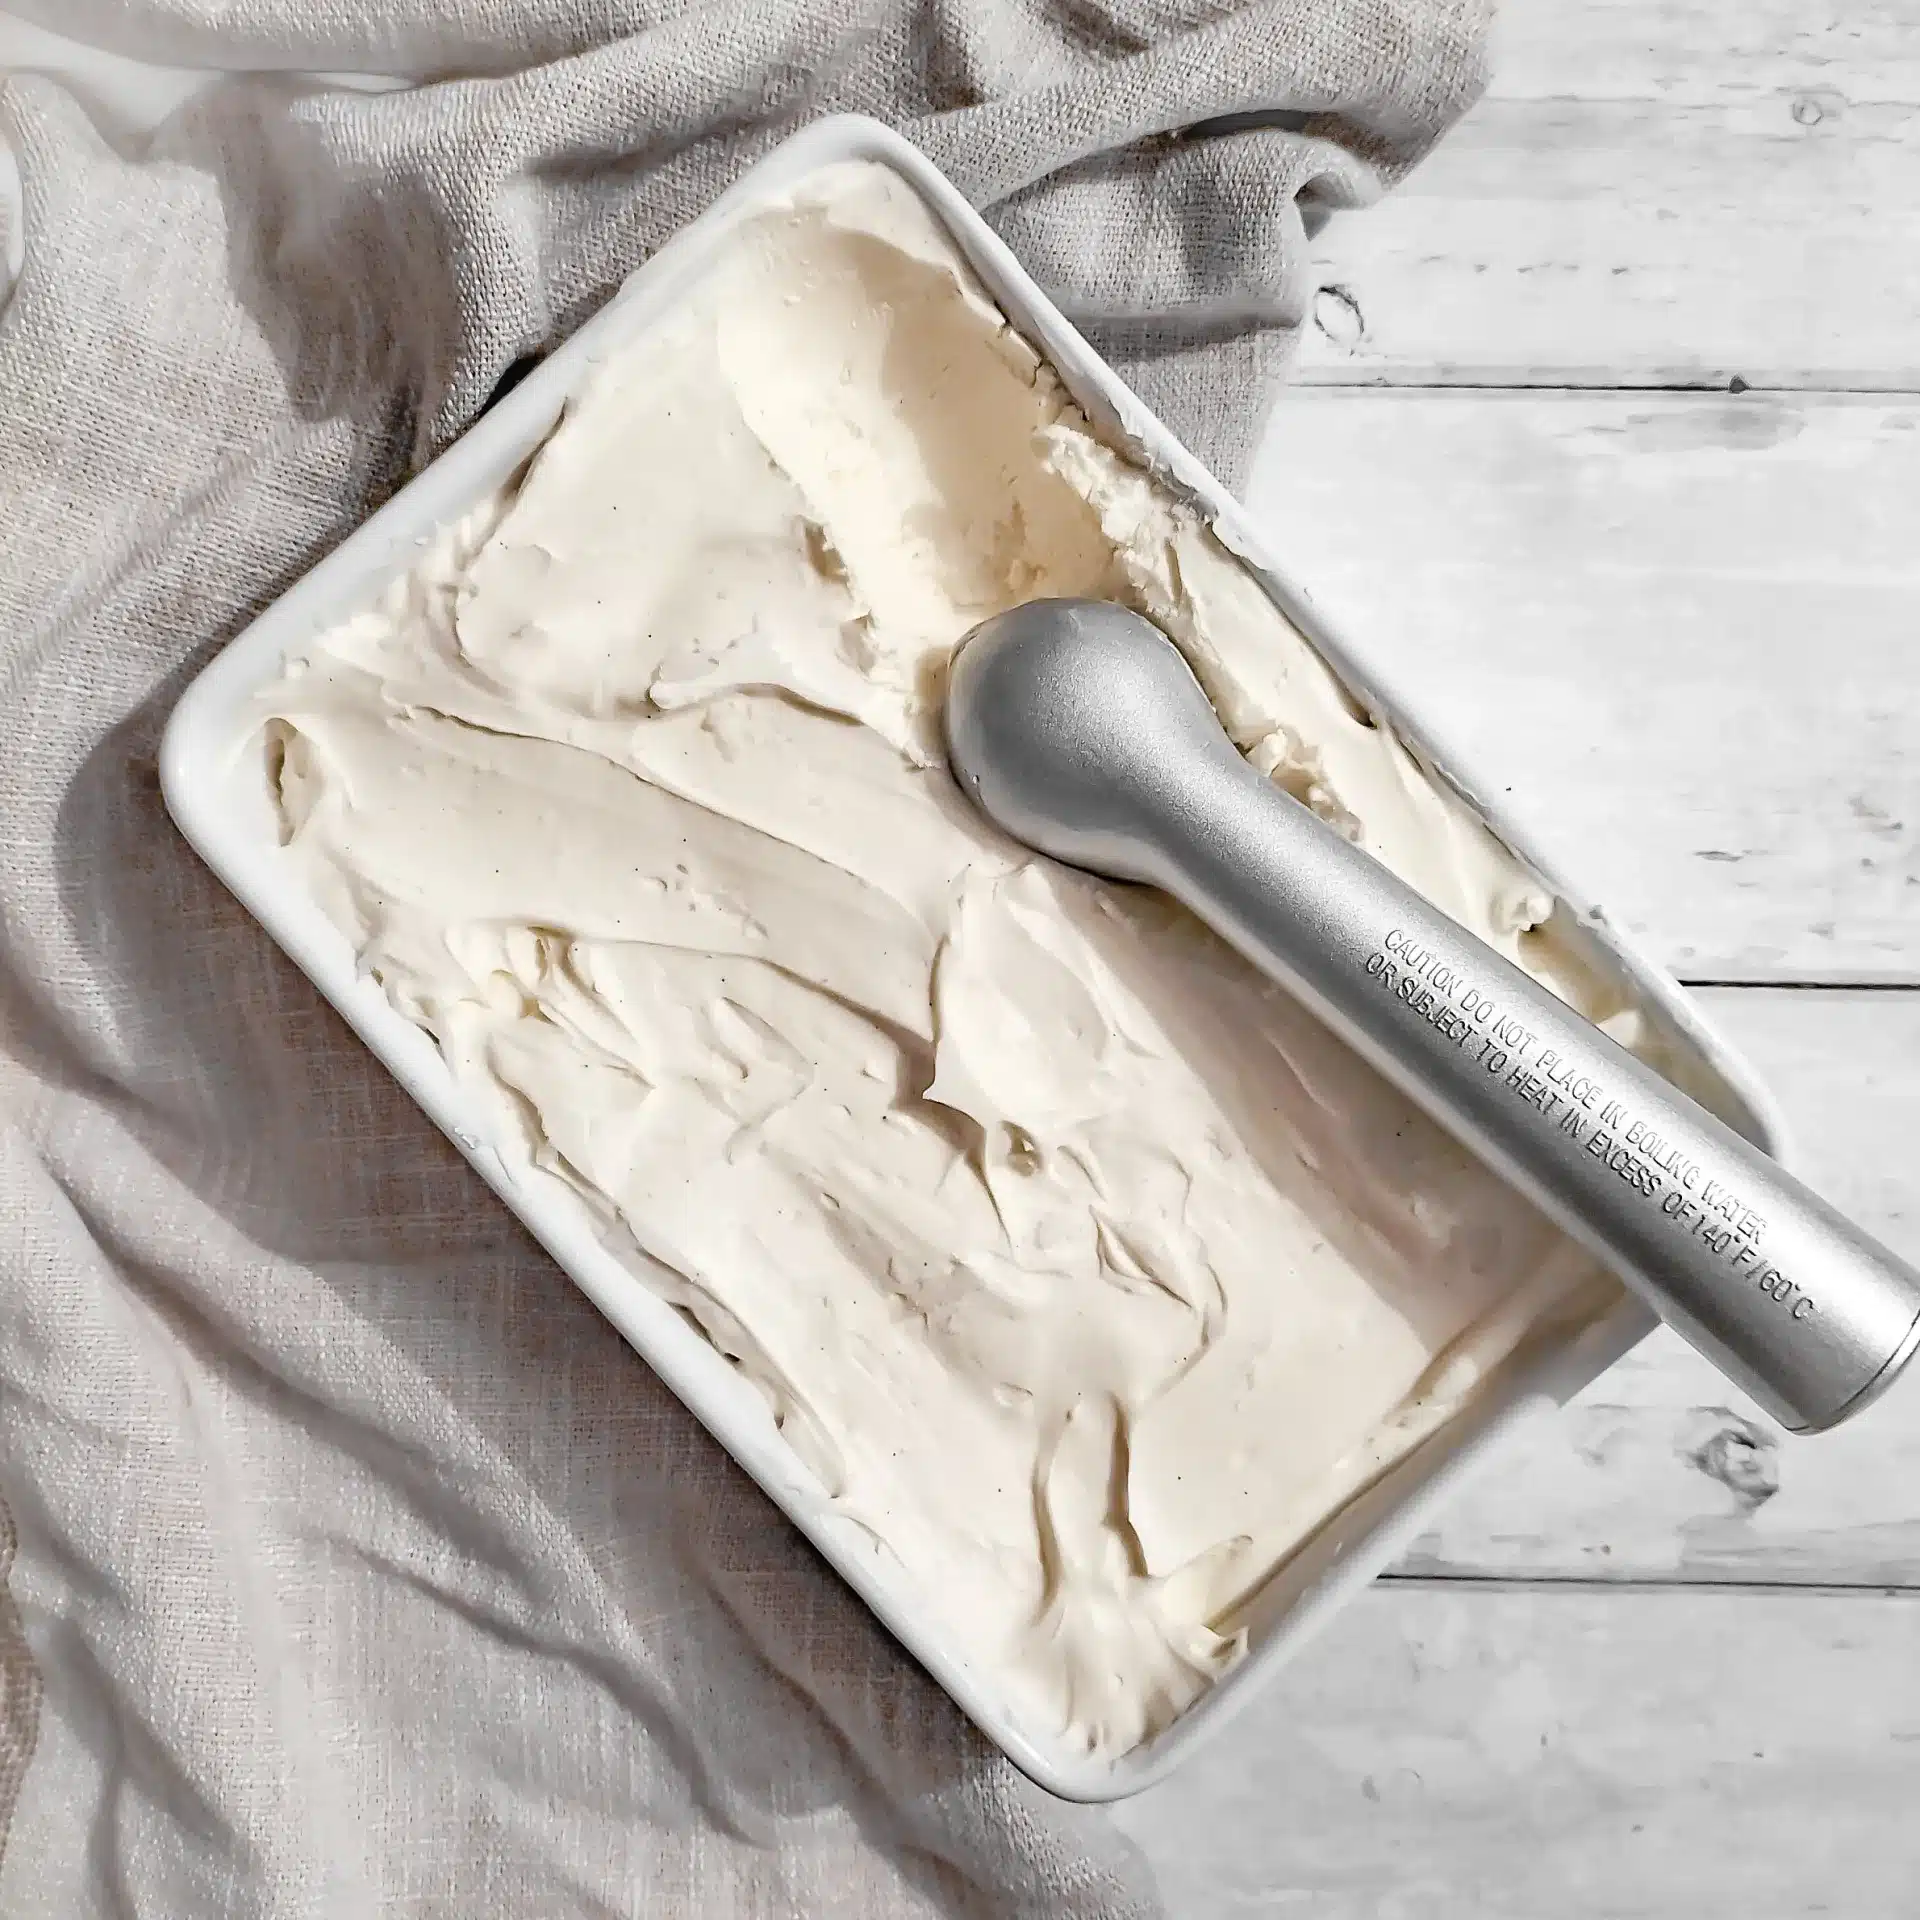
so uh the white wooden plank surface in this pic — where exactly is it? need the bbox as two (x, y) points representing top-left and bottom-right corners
(1393, 985), (1920, 1586)
(1111, 1583), (1920, 1920)
(1246, 388), (1920, 982)
(1297, 0), (1920, 386)
(1160, 5), (1920, 1903)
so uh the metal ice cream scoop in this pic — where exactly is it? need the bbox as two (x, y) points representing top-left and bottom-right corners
(943, 598), (1920, 1433)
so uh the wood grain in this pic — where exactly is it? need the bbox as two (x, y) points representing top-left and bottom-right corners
(1245, 389), (1920, 982)
(1390, 985), (1920, 1587)
(1165, 4), (1920, 1890)
(1295, 0), (1920, 387)
(1111, 1582), (1920, 1920)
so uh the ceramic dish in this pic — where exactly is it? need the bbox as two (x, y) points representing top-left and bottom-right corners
(160, 113), (1788, 1802)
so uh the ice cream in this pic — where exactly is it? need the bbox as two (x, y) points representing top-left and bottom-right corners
(248, 160), (1636, 1757)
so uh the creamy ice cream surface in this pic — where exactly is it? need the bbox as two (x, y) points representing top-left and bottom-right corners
(250, 159), (1633, 1758)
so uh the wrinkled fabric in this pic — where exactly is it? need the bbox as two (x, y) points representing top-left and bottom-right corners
(0, 4), (1491, 1912)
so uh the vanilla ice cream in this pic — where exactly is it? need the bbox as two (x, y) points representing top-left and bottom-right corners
(248, 161), (1639, 1758)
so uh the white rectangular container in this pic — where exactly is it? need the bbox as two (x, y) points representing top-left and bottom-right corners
(160, 114), (1788, 1803)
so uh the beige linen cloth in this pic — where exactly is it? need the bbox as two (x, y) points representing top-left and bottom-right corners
(0, 3), (1489, 1912)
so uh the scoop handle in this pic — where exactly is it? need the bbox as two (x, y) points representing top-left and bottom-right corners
(1136, 750), (1920, 1433)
